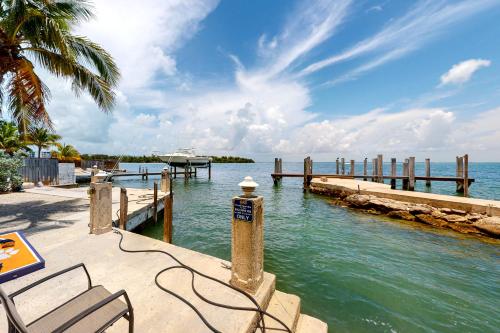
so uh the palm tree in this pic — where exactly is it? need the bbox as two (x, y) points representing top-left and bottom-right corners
(0, 0), (120, 134)
(0, 120), (30, 155)
(52, 142), (79, 159)
(29, 126), (61, 158)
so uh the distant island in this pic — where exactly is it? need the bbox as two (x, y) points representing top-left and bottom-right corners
(80, 154), (254, 163)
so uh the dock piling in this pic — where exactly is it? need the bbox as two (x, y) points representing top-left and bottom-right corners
(372, 158), (377, 182)
(390, 158), (396, 189)
(363, 158), (367, 181)
(402, 159), (409, 190)
(153, 182), (158, 223)
(341, 158), (345, 175)
(464, 154), (469, 197)
(408, 157), (415, 191)
(119, 187), (128, 230)
(336, 158), (339, 175)
(377, 154), (383, 183)
(456, 156), (464, 192)
(163, 193), (173, 243)
(350, 160), (355, 176)
(425, 158), (431, 187)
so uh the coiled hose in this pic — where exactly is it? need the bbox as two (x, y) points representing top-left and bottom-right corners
(113, 229), (291, 333)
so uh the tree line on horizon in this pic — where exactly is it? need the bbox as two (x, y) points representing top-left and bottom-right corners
(80, 154), (255, 164)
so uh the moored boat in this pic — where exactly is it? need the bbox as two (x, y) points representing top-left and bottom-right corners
(157, 148), (212, 167)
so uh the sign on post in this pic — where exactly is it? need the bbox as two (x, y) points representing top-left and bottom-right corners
(233, 199), (253, 222)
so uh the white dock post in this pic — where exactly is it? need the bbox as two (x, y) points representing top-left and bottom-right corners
(408, 157), (416, 191)
(161, 167), (170, 193)
(425, 158), (431, 187)
(377, 154), (383, 183)
(390, 158), (396, 189)
(230, 176), (264, 294)
(363, 158), (367, 181)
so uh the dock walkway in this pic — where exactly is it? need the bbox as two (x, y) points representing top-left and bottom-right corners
(0, 189), (326, 332)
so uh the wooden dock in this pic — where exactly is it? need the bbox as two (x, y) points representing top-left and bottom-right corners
(271, 154), (474, 196)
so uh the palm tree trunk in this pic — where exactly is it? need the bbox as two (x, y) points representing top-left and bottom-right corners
(38, 146), (41, 158)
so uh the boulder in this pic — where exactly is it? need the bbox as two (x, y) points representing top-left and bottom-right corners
(449, 223), (481, 234)
(409, 204), (433, 215)
(473, 217), (500, 237)
(442, 214), (468, 223)
(415, 214), (447, 227)
(369, 198), (410, 212)
(387, 210), (415, 221)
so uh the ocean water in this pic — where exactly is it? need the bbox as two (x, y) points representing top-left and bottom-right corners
(113, 162), (500, 333)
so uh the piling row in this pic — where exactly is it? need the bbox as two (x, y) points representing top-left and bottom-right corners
(271, 154), (473, 197)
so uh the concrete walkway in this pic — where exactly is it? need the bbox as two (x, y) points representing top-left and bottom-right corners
(311, 178), (500, 216)
(0, 189), (327, 332)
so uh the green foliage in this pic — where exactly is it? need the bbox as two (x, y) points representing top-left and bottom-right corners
(210, 156), (254, 163)
(52, 143), (79, 159)
(79, 154), (255, 163)
(29, 126), (61, 157)
(0, 120), (31, 155)
(0, 0), (120, 130)
(0, 151), (24, 192)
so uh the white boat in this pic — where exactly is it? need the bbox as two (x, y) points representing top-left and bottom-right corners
(157, 148), (212, 167)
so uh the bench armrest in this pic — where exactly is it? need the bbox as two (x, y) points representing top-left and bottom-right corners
(9, 263), (92, 300)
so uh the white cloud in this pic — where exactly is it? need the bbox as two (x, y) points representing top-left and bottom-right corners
(300, 0), (497, 82)
(440, 59), (491, 86)
(30, 0), (500, 162)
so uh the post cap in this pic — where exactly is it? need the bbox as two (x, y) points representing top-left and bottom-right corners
(238, 176), (258, 197)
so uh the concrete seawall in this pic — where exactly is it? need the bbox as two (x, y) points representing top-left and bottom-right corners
(310, 178), (500, 238)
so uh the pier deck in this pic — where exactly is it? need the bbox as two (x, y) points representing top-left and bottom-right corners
(311, 178), (500, 216)
(0, 189), (327, 332)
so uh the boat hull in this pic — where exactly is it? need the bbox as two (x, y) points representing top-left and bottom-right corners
(158, 155), (211, 167)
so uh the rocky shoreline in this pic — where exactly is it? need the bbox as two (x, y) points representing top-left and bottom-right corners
(311, 185), (500, 239)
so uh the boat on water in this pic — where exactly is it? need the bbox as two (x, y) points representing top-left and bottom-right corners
(157, 148), (212, 168)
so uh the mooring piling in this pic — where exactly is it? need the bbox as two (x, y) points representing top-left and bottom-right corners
(270, 154), (474, 196)
(425, 158), (431, 187)
(390, 158), (397, 189)
(119, 187), (128, 230)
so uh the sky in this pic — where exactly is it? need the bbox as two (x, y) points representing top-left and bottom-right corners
(29, 0), (500, 161)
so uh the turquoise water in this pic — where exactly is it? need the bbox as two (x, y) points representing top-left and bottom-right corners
(113, 162), (500, 333)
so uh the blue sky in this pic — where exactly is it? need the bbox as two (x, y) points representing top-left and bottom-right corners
(35, 0), (500, 161)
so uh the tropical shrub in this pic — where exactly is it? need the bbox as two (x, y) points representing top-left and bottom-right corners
(0, 151), (24, 192)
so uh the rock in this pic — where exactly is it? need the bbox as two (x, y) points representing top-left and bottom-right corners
(449, 223), (481, 234)
(473, 217), (500, 237)
(344, 194), (373, 207)
(466, 213), (483, 222)
(442, 214), (468, 223)
(365, 208), (381, 215)
(431, 210), (447, 219)
(387, 210), (415, 221)
(440, 208), (453, 214)
(415, 214), (447, 227)
(449, 208), (467, 216)
(369, 198), (410, 212)
(409, 204), (433, 215)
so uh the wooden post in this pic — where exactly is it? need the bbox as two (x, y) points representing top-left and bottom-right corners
(174, 166), (177, 179)
(153, 182), (158, 223)
(341, 158), (345, 175)
(303, 157), (311, 191)
(119, 187), (128, 230)
(194, 168), (197, 178)
(463, 154), (469, 197)
(456, 156), (464, 192)
(350, 160), (355, 176)
(163, 194), (173, 243)
(372, 158), (377, 182)
(273, 158), (279, 185)
(279, 158), (283, 175)
(184, 166), (188, 182)
(402, 159), (409, 190)
(425, 158), (431, 187)
(208, 161), (212, 180)
(363, 158), (367, 181)
(377, 154), (383, 183)
(336, 158), (339, 174)
(390, 158), (396, 189)
(408, 157), (415, 191)
(146, 167), (149, 180)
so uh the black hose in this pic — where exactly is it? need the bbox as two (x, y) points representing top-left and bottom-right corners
(113, 229), (292, 333)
